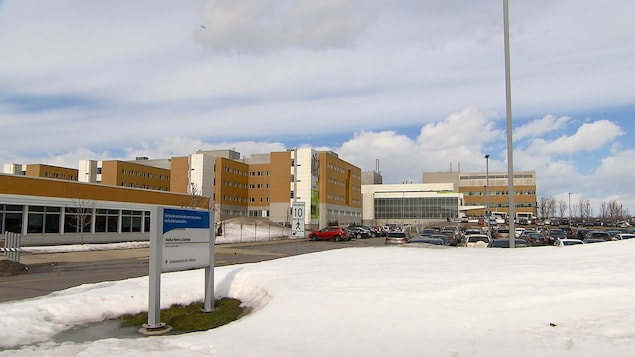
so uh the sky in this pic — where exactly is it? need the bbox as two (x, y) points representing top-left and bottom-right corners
(1, 223), (635, 356)
(1, 0), (634, 213)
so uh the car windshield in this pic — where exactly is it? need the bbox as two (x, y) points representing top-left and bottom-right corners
(468, 236), (488, 243)
(388, 232), (407, 238)
(564, 240), (583, 245)
(550, 230), (565, 236)
(590, 232), (610, 239)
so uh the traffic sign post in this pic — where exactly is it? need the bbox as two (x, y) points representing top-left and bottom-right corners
(291, 201), (305, 238)
(292, 202), (305, 254)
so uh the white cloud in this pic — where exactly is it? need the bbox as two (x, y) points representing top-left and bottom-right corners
(514, 115), (571, 140)
(196, 0), (367, 53)
(525, 120), (624, 156)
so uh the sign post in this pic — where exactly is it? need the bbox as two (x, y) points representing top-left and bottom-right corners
(292, 202), (305, 254)
(142, 206), (214, 334)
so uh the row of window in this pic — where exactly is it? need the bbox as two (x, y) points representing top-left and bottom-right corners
(223, 180), (248, 188)
(326, 193), (346, 202)
(224, 166), (242, 175)
(460, 174), (534, 180)
(0, 204), (150, 235)
(120, 168), (168, 180)
(120, 182), (169, 191)
(464, 190), (536, 196)
(249, 171), (270, 176)
(478, 202), (536, 209)
(374, 197), (460, 219)
(326, 209), (361, 218)
(248, 210), (270, 217)
(249, 197), (270, 203)
(327, 177), (347, 188)
(327, 162), (347, 174)
(44, 172), (76, 180)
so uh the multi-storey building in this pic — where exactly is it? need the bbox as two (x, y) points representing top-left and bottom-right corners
(1, 147), (362, 244)
(4, 163), (78, 181)
(0, 172), (205, 246)
(423, 170), (537, 217)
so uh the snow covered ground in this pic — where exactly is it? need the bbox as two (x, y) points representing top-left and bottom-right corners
(1, 225), (634, 356)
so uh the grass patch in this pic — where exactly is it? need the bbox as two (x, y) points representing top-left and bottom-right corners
(121, 298), (248, 333)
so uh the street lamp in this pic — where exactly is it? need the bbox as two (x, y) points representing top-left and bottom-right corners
(484, 154), (490, 236)
(484, 154), (490, 217)
(568, 192), (572, 225)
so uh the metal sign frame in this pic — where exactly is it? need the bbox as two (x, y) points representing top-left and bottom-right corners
(144, 206), (214, 331)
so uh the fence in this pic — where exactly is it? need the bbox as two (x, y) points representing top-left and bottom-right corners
(2, 231), (22, 263)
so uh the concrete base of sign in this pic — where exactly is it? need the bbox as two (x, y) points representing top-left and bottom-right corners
(138, 324), (173, 336)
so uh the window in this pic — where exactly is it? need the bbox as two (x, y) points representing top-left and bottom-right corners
(27, 206), (61, 234)
(3, 205), (23, 234)
(64, 207), (93, 233)
(95, 209), (119, 233)
(121, 210), (142, 232)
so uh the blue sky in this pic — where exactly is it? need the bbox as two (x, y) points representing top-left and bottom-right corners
(1, 0), (634, 214)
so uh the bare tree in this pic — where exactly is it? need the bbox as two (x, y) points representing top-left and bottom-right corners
(538, 197), (556, 219)
(599, 201), (608, 223)
(558, 200), (568, 218)
(578, 199), (593, 222)
(571, 205), (580, 220)
(185, 182), (210, 209)
(67, 197), (94, 245)
(607, 200), (624, 224)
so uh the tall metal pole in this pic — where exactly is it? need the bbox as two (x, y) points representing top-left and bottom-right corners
(294, 148), (299, 254)
(503, 0), (516, 248)
(485, 154), (490, 237)
(568, 192), (572, 225)
(485, 154), (490, 215)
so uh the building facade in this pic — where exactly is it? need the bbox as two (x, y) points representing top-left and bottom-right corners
(423, 171), (537, 218)
(0, 173), (204, 246)
(361, 183), (464, 226)
(2, 147), (363, 243)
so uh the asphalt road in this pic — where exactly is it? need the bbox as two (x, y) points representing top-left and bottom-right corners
(0, 237), (385, 303)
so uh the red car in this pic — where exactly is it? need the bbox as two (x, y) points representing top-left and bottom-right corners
(308, 226), (350, 241)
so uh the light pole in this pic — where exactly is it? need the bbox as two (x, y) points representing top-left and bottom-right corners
(484, 154), (490, 217)
(484, 154), (490, 237)
(568, 192), (572, 225)
(503, 0), (516, 248)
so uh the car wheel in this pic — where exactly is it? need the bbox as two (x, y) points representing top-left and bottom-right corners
(356, 233), (362, 239)
(334, 235), (341, 242)
(310, 235), (316, 241)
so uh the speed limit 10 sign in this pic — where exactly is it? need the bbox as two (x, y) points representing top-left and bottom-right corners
(291, 202), (305, 238)
(291, 202), (305, 219)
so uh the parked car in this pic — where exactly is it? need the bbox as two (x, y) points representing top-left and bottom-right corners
(346, 226), (371, 239)
(488, 238), (530, 248)
(525, 232), (548, 246)
(554, 238), (584, 246)
(494, 228), (510, 239)
(465, 234), (490, 248)
(440, 229), (461, 246)
(385, 231), (410, 245)
(308, 226), (350, 241)
(584, 230), (612, 241)
(407, 235), (446, 246)
(614, 233), (635, 240)
(419, 229), (437, 236)
(547, 229), (566, 244)
(583, 238), (605, 244)
(347, 225), (379, 238)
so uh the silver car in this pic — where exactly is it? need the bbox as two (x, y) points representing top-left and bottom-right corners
(385, 231), (410, 245)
